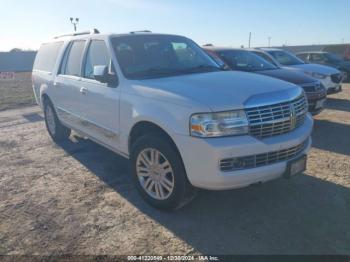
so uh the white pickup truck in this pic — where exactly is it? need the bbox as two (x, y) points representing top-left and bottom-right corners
(32, 30), (313, 210)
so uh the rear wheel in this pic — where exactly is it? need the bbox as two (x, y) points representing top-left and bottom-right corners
(131, 135), (196, 210)
(44, 99), (71, 142)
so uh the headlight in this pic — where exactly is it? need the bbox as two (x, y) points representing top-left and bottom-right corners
(190, 110), (249, 137)
(305, 71), (327, 79)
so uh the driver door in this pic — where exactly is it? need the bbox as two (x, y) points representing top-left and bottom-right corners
(78, 39), (120, 148)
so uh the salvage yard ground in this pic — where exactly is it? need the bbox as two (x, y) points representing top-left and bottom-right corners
(0, 84), (350, 255)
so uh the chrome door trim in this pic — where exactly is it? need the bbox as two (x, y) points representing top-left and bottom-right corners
(62, 120), (129, 159)
(56, 107), (118, 139)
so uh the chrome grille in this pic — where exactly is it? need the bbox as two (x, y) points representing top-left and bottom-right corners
(300, 82), (323, 93)
(245, 95), (308, 139)
(220, 140), (307, 172)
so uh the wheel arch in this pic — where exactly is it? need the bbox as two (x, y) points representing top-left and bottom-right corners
(128, 121), (182, 158)
(41, 93), (50, 107)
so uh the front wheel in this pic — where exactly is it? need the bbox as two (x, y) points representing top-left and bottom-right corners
(131, 135), (196, 210)
(44, 100), (71, 142)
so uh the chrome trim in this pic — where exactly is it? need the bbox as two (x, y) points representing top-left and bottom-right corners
(300, 82), (323, 92)
(245, 94), (308, 139)
(244, 87), (303, 109)
(56, 107), (118, 139)
(220, 139), (307, 172)
(61, 119), (129, 159)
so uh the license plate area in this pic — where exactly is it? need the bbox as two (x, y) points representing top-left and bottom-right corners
(284, 155), (307, 178)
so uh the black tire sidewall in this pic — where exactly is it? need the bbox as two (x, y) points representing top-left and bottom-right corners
(131, 135), (189, 210)
(44, 101), (58, 140)
(43, 99), (70, 141)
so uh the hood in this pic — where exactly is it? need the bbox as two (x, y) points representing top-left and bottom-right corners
(257, 68), (316, 85)
(284, 63), (340, 75)
(129, 71), (303, 112)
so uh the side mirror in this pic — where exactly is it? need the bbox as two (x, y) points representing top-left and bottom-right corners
(93, 65), (109, 83)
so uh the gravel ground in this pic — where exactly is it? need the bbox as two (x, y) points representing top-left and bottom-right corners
(0, 85), (350, 255)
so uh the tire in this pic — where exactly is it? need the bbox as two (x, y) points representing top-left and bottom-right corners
(131, 135), (196, 210)
(43, 99), (71, 142)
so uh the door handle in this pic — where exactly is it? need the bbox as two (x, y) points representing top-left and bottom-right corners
(80, 87), (88, 95)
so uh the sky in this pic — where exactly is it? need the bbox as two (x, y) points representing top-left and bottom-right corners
(0, 0), (349, 51)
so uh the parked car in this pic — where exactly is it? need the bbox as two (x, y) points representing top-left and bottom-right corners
(253, 48), (343, 94)
(323, 44), (350, 61)
(296, 51), (350, 82)
(32, 30), (313, 210)
(204, 47), (327, 115)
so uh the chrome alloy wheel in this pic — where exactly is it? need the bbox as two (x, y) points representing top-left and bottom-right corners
(45, 105), (56, 136)
(136, 148), (175, 200)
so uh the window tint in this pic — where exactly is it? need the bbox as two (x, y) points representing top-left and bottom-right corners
(268, 50), (304, 65)
(34, 42), (63, 73)
(310, 53), (325, 62)
(64, 40), (86, 76)
(297, 53), (309, 61)
(254, 52), (275, 65)
(218, 50), (277, 72)
(205, 51), (227, 67)
(111, 35), (219, 79)
(84, 40), (111, 79)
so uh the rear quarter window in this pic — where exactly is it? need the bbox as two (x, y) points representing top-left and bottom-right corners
(62, 40), (86, 77)
(33, 42), (63, 73)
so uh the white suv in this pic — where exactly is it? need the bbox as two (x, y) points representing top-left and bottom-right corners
(32, 30), (313, 210)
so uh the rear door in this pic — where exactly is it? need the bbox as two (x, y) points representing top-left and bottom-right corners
(54, 40), (87, 130)
(78, 39), (120, 147)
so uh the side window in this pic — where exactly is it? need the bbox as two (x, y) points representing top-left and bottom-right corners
(254, 52), (275, 65)
(310, 53), (324, 62)
(33, 42), (63, 73)
(206, 51), (226, 67)
(84, 40), (111, 79)
(63, 40), (86, 76)
(297, 53), (308, 61)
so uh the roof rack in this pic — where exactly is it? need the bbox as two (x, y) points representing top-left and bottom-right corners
(54, 28), (100, 39)
(129, 30), (152, 34)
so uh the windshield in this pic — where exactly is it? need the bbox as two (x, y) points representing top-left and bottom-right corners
(268, 50), (305, 66)
(218, 50), (277, 72)
(111, 35), (221, 79)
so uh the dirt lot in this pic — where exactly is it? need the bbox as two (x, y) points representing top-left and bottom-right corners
(0, 85), (350, 255)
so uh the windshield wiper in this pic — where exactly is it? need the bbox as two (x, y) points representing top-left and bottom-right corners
(128, 65), (223, 79)
(128, 67), (183, 78)
(183, 64), (223, 73)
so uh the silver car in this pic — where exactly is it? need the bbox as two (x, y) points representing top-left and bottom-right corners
(253, 48), (343, 93)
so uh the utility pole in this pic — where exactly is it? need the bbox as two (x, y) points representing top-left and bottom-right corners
(268, 37), (272, 47)
(70, 17), (79, 32)
(248, 32), (252, 48)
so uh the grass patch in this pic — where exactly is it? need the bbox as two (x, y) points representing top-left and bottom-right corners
(0, 72), (36, 111)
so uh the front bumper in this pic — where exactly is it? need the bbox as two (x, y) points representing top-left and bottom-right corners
(174, 114), (313, 190)
(306, 91), (327, 115)
(327, 85), (342, 94)
(320, 76), (342, 93)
